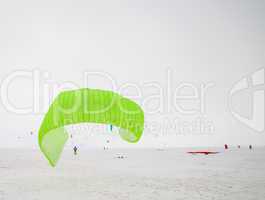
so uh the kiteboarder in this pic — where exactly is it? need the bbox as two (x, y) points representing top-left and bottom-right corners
(73, 146), (78, 155)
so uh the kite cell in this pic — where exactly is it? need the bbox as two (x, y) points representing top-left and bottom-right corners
(38, 88), (144, 166)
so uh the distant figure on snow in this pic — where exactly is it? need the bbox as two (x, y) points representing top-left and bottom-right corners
(117, 155), (125, 159)
(238, 145), (241, 149)
(249, 145), (252, 150)
(73, 146), (78, 155)
(224, 144), (228, 149)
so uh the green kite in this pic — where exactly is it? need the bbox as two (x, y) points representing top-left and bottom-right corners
(39, 88), (144, 166)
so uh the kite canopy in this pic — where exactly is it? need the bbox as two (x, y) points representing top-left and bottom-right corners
(187, 151), (220, 155)
(39, 88), (144, 166)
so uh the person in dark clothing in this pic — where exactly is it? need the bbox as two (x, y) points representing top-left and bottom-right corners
(73, 146), (78, 155)
(249, 145), (252, 150)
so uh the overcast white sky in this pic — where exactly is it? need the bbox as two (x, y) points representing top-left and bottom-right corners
(0, 0), (264, 148)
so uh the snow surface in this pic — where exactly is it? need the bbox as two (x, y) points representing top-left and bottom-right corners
(0, 147), (264, 200)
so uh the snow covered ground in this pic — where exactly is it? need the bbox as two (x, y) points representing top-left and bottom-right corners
(0, 147), (265, 200)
